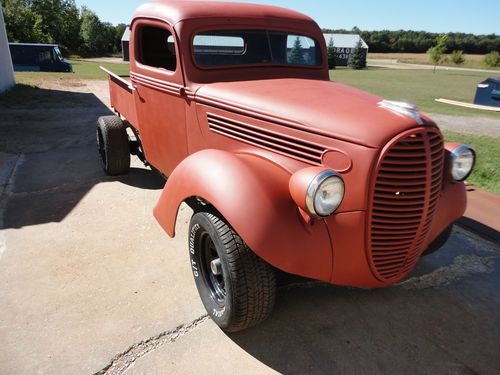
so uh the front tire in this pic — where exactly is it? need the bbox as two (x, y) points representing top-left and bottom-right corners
(189, 211), (276, 332)
(96, 116), (130, 176)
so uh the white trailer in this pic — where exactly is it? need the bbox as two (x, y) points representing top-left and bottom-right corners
(0, 6), (15, 93)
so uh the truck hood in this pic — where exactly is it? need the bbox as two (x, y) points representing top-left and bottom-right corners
(195, 78), (433, 148)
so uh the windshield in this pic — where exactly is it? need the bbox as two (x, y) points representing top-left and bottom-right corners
(54, 47), (63, 61)
(193, 30), (322, 68)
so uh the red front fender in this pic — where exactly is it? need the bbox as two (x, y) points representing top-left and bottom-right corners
(153, 149), (333, 282)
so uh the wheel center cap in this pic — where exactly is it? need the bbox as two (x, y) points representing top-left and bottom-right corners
(210, 258), (222, 276)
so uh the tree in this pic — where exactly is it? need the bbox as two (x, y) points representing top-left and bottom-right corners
(59, 0), (82, 52)
(450, 50), (465, 65)
(347, 39), (366, 69)
(2, 0), (49, 43)
(427, 34), (448, 73)
(288, 36), (304, 64)
(79, 7), (109, 56)
(115, 23), (127, 53)
(327, 37), (335, 69)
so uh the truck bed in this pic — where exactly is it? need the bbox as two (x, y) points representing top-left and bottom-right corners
(101, 66), (138, 128)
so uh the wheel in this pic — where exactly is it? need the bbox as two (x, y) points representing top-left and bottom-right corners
(96, 116), (130, 175)
(422, 225), (453, 256)
(189, 211), (276, 332)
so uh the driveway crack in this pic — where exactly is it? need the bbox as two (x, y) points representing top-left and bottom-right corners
(94, 315), (209, 375)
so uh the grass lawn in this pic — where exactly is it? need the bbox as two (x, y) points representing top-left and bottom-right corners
(331, 68), (500, 119)
(442, 131), (500, 193)
(15, 59), (130, 83)
(368, 52), (500, 71)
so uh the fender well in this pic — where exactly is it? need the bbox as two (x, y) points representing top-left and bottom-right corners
(153, 149), (333, 282)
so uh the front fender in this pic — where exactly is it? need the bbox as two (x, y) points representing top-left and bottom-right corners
(154, 149), (333, 282)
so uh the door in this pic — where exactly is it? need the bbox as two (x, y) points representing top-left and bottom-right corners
(130, 19), (188, 175)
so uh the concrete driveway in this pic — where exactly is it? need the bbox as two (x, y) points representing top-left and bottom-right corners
(0, 80), (499, 374)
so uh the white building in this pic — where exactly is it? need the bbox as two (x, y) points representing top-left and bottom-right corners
(323, 33), (369, 67)
(0, 5), (15, 93)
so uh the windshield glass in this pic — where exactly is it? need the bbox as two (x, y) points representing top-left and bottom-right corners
(193, 30), (322, 68)
(54, 47), (63, 61)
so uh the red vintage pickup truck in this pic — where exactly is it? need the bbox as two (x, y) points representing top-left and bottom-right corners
(98, 0), (475, 331)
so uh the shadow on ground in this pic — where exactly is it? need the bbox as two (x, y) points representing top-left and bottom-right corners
(228, 231), (500, 374)
(0, 85), (164, 230)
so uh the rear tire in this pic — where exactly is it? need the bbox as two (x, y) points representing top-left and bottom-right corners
(189, 211), (276, 332)
(96, 116), (130, 175)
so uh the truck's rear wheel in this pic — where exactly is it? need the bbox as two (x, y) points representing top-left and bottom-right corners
(189, 211), (276, 332)
(96, 116), (130, 176)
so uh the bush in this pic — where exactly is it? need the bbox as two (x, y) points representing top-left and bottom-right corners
(450, 50), (465, 65)
(483, 51), (500, 67)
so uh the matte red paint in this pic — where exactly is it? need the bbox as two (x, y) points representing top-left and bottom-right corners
(288, 166), (332, 216)
(105, 0), (469, 288)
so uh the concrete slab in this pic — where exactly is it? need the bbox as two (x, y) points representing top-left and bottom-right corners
(128, 320), (278, 375)
(0, 152), (19, 194)
(0, 173), (206, 374)
(0, 79), (499, 375)
(0, 80), (206, 374)
(125, 229), (500, 375)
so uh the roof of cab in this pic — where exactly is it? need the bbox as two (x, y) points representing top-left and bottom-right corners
(132, 0), (314, 26)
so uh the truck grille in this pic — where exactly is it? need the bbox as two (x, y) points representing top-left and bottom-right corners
(367, 128), (444, 282)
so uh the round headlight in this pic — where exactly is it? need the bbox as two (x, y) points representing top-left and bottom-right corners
(450, 145), (475, 182)
(306, 171), (345, 217)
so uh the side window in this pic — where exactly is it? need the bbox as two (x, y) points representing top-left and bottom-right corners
(138, 25), (177, 71)
(37, 51), (52, 63)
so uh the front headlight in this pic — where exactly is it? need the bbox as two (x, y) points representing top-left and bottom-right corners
(306, 171), (345, 217)
(289, 167), (345, 219)
(450, 144), (475, 182)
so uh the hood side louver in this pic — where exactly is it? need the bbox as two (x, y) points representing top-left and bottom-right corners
(207, 112), (326, 165)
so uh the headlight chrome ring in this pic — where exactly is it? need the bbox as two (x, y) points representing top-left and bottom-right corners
(305, 170), (345, 218)
(450, 144), (475, 182)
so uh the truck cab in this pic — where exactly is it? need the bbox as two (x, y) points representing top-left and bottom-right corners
(98, 0), (475, 332)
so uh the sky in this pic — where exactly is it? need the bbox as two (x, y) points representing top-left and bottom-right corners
(74, 0), (500, 35)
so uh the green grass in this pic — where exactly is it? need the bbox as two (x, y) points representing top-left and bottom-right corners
(15, 59), (130, 82)
(442, 131), (500, 193)
(331, 68), (500, 119)
(368, 52), (500, 71)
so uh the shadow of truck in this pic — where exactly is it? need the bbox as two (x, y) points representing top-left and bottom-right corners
(0, 84), (164, 230)
(228, 229), (500, 374)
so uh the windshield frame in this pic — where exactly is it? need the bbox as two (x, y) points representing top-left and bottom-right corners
(189, 26), (324, 71)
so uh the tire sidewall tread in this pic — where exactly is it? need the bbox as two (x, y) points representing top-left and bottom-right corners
(97, 116), (130, 176)
(189, 211), (276, 332)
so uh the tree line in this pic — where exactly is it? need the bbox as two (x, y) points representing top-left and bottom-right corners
(322, 27), (500, 55)
(2, 0), (127, 57)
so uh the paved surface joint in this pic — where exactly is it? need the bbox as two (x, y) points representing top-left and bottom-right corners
(95, 315), (209, 375)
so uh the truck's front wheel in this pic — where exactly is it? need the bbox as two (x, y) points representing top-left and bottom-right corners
(96, 116), (130, 176)
(189, 211), (276, 332)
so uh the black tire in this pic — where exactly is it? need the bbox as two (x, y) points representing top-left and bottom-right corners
(96, 116), (130, 176)
(189, 211), (276, 332)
